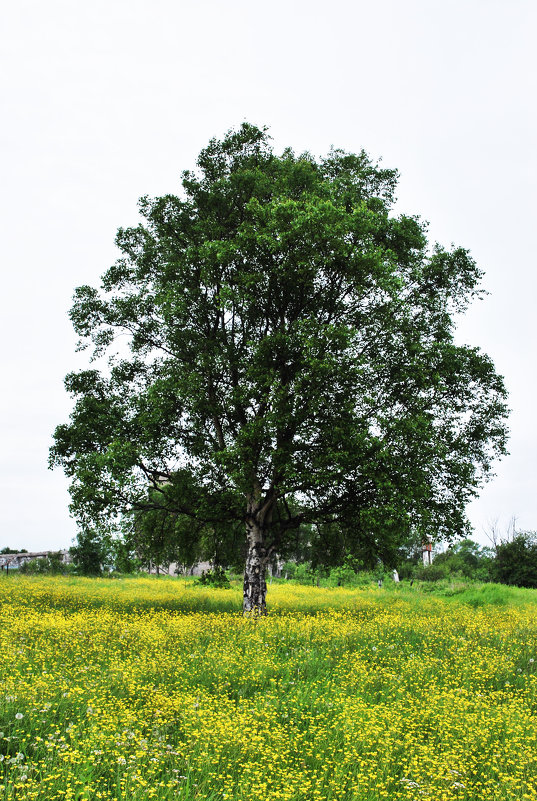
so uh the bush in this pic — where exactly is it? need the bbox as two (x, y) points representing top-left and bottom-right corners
(397, 562), (415, 581)
(329, 565), (358, 586)
(281, 561), (297, 580)
(19, 553), (72, 575)
(195, 567), (231, 588)
(433, 539), (494, 581)
(492, 533), (537, 588)
(414, 564), (449, 582)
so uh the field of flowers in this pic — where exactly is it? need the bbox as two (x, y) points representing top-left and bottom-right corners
(1, 575), (536, 801)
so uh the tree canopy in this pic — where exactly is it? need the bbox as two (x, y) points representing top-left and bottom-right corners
(50, 123), (509, 611)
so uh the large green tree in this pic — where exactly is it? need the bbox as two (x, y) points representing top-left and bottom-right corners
(50, 123), (508, 612)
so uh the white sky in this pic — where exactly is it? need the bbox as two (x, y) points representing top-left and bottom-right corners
(1, 0), (535, 552)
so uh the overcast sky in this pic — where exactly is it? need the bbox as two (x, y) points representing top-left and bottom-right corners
(1, 0), (535, 552)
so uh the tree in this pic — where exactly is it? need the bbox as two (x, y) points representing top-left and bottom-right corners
(431, 538), (494, 580)
(69, 529), (108, 576)
(492, 532), (537, 588)
(50, 123), (508, 613)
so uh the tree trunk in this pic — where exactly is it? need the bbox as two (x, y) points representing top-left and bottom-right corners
(243, 490), (275, 614)
(243, 538), (269, 614)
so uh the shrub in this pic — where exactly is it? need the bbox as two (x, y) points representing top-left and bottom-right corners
(414, 563), (449, 582)
(397, 562), (415, 580)
(328, 565), (358, 586)
(195, 567), (231, 588)
(19, 553), (71, 575)
(492, 533), (537, 588)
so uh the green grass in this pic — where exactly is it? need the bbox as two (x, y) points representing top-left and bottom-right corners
(3, 572), (535, 614)
(0, 576), (536, 800)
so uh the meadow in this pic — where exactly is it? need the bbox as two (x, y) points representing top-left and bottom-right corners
(1, 576), (536, 801)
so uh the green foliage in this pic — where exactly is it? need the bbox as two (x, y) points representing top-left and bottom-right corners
(328, 564), (358, 587)
(109, 538), (141, 574)
(19, 552), (70, 575)
(50, 123), (508, 572)
(280, 557), (376, 587)
(492, 532), (537, 588)
(69, 530), (107, 576)
(195, 566), (231, 588)
(396, 562), (416, 581)
(433, 538), (494, 581)
(413, 563), (450, 582)
(395, 537), (495, 584)
(393, 533), (537, 589)
(124, 484), (244, 572)
(281, 561), (297, 579)
(293, 562), (318, 584)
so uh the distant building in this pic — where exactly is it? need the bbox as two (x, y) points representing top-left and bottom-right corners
(422, 541), (433, 566)
(0, 550), (72, 571)
(146, 560), (213, 576)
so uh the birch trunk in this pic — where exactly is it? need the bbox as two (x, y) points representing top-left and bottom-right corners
(243, 513), (270, 615)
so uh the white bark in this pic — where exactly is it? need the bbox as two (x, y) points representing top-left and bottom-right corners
(242, 519), (269, 614)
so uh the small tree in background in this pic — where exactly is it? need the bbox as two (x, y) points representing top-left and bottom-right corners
(492, 533), (537, 588)
(69, 530), (108, 576)
(433, 538), (494, 581)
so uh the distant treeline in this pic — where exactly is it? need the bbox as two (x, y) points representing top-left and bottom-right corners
(4, 530), (537, 590)
(273, 532), (537, 589)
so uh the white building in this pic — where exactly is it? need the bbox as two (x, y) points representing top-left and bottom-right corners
(0, 550), (72, 571)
